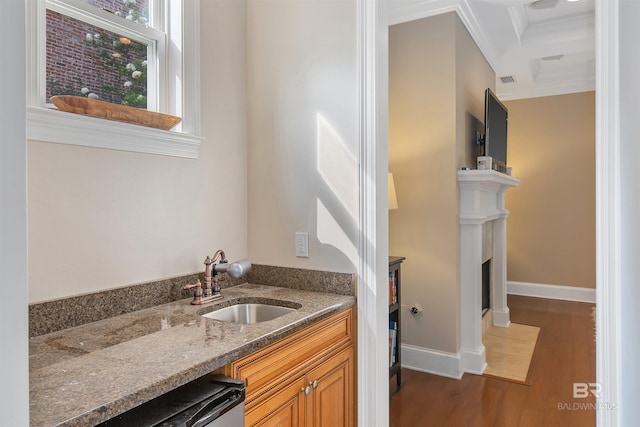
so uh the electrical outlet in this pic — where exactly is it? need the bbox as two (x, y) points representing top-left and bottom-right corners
(295, 232), (309, 257)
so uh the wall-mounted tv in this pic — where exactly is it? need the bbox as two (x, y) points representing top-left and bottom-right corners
(481, 88), (508, 172)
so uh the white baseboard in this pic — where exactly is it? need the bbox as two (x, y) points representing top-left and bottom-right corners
(507, 281), (596, 303)
(492, 308), (510, 327)
(399, 281), (595, 380)
(400, 343), (463, 379)
(461, 347), (487, 375)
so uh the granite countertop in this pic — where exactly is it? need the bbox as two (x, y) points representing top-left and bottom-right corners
(29, 283), (356, 427)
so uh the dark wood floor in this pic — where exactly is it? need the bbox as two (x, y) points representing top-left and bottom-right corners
(390, 295), (596, 427)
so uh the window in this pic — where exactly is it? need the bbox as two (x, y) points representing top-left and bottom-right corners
(27, 0), (202, 158)
(46, 2), (154, 109)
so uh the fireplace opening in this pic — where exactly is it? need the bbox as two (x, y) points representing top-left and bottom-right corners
(482, 259), (491, 316)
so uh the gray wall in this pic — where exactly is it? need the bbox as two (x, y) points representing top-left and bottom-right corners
(0, 0), (28, 424)
(389, 13), (494, 356)
(620, 0), (640, 423)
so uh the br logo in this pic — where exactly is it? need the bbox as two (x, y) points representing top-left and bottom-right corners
(573, 383), (602, 399)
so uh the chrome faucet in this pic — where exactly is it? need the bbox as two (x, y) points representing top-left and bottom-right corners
(184, 250), (251, 305)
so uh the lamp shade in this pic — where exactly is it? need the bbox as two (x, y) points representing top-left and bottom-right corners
(388, 173), (398, 210)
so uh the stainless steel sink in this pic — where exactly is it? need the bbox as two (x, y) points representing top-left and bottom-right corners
(201, 303), (298, 324)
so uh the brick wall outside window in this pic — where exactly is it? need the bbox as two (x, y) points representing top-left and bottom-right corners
(46, 0), (149, 106)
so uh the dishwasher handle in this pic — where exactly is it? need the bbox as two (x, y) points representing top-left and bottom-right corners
(187, 387), (244, 427)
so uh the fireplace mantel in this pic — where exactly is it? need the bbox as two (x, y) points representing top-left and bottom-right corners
(458, 169), (520, 374)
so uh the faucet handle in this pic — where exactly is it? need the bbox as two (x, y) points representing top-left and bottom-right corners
(184, 280), (203, 305)
(183, 280), (202, 290)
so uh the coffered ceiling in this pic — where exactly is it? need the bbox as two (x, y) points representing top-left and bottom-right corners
(388, 0), (596, 100)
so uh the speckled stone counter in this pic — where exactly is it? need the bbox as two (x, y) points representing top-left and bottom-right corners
(29, 284), (355, 427)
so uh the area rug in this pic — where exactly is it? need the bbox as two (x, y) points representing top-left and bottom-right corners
(482, 323), (540, 384)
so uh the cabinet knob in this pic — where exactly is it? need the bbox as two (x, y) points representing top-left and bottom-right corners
(310, 380), (318, 389)
(301, 386), (310, 395)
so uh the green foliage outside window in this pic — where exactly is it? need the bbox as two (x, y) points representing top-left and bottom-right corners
(82, 32), (148, 109)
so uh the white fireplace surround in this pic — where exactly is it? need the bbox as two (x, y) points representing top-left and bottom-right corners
(458, 169), (520, 374)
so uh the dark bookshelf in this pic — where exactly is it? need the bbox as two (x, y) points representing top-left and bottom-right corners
(389, 256), (405, 390)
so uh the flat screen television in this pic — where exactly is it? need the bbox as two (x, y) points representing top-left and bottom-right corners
(482, 88), (508, 171)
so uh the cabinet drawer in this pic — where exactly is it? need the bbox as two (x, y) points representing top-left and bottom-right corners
(227, 307), (353, 405)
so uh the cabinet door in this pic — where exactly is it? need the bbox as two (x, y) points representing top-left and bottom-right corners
(246, 376), (307, 427)
(306, 346), (354, 427)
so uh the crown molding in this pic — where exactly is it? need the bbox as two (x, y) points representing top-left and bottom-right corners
(388, 0), (501, 76)
(387, 0), (595, 100)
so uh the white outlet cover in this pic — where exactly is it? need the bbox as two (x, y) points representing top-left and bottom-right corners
(295, 232), (309, 257)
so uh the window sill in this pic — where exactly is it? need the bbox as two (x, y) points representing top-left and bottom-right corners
(27, 106), (203, 159)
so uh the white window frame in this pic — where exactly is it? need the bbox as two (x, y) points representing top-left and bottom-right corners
(26, 0), (202, 159)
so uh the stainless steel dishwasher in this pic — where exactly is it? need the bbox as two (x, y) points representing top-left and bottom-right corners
(97, 374), (245, 427)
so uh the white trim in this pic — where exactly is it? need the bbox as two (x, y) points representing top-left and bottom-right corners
(357, 0), (389, 426)
(455, 0), (500, 72)
(461, 346), (487, 376)
(401, 344), (463, 380)
(46, 0), (165, 57)
(388, 0), (499, 79)
(508, 281), (596, 304)
(458, 170), (518, 375)
(25, 0), (45, 107)
(179, 0), (201, 136)
(492, 307), (510, 328)
(27, 106), (202, 159)
(497, 79), (595, 102)
(388, 0), (457, 26)
(595, 0), (622, 425)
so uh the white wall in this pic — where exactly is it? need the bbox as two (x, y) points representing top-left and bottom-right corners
(27, 0), (248, 303)
(246, 0), (359, 273)
(619, 0), (640, 422)
(0, 0), (29, 423)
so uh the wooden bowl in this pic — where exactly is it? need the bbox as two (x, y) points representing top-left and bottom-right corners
(50, 95), (182, 130)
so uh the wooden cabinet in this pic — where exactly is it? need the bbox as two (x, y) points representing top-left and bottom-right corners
(224, 307), (355, 427)
(306, 346), (353, 427)
(389, 256), (405, 388)
(246, 376), (306, 427)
